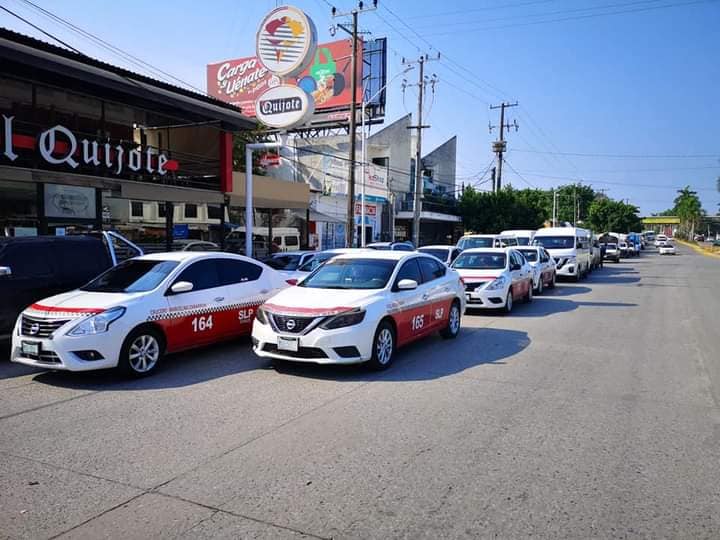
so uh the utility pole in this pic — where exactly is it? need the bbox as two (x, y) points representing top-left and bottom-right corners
(552, 189), (558, 227)
(491, 166), (496, 193)
(404, 53), (438, 247)
(332, 1), (377, 247)
(489, 101), (518, 192)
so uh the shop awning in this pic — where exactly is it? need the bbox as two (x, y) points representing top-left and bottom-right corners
(229, 173), (310, 209)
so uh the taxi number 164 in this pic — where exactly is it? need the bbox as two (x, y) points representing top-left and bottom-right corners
(191, 315), (213, 332)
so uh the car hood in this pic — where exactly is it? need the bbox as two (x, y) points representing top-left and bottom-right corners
(25, 289), (144, 317)
(455, 268), (503, 282)
(262, 286), (381, 316)
(545, 248), (576, 258)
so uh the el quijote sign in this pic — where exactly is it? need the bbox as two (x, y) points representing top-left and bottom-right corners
(253, 5), (317, 130)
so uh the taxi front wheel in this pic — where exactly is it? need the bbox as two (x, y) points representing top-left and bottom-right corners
(367, 320), (395, 371)
(440, 300), (461, 339)
(118, 327), (165, 377)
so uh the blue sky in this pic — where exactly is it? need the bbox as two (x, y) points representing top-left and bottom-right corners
(2, 0), (719, 215)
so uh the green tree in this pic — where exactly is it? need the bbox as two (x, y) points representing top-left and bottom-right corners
(587, 198), (641, 233)
(673, 185), (703, 239)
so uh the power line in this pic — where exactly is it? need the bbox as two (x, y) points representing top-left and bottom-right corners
(0, 4), (79, 52)
(510, 170), (720, 192)
(511, 149), (720, 159)
(502, 158), (537, 189)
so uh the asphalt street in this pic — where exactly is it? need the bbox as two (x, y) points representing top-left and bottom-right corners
(1, 246), (719, 539)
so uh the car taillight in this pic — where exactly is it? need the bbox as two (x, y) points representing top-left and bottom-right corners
(286, 279), (298, 286)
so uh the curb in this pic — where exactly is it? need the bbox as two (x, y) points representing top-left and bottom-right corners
(676, 239), (720, 260)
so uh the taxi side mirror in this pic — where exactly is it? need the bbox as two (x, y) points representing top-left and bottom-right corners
(169, 281), (194, 295)
(0, 266), (11, 277)
(397, 279), (418, 290)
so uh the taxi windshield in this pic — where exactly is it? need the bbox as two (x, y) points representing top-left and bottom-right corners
(299, 258), (397, 289)
(453, 252), (506, 270)
(81, 259), (179, 293)
(457, 237), (493, 250)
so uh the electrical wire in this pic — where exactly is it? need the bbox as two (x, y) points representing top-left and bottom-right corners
(511, 149), (720, 159)
(502, 158), (538, 189)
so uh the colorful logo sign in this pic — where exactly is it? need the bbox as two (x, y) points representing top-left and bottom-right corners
(256, 6), (317, 78)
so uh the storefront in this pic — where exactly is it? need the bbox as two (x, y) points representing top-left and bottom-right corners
(0, 28), (254, 248)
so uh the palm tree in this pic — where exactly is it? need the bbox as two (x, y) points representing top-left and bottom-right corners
(673, 185), (702, 239)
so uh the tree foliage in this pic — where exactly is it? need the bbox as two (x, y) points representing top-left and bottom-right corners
(586, 198), (641, 233)
(673, 185), (703, 238)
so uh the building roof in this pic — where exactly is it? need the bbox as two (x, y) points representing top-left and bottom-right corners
(0, 27), (255, 131)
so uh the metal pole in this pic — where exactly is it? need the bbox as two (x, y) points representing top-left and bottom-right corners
(497, 103), (505, 192)
(361, 100), (366, 247)
(412, 56), (425, 248)
(245, 145), (253, 258)
(346, 9), (359, 248)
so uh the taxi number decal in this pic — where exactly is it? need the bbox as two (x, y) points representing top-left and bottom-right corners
(434, 308), (445, 320)
(191, 315), (214, 332)
(411, 314), (425, 331)
(238, 308), (255, 321)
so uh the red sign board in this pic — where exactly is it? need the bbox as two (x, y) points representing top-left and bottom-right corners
(354, 202), (377, 216)
(207, 39), (363, 117)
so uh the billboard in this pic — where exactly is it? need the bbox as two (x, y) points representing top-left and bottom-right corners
(208, 39), (362, 118)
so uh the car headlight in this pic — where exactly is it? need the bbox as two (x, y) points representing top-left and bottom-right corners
(67, 307), (126, 336)
(320, 309), (366, 330)
(255, 306), (269, 325)
(486, 277), (507, 291)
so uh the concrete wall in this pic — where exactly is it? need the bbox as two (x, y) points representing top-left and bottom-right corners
(422, 136), (457, 195)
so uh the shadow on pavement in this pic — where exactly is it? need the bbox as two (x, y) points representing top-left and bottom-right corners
(466, 297), (637, 318)
(544, 285), (592, 297)
(25, 336), (270, 391)
(272, 327), (531, 382)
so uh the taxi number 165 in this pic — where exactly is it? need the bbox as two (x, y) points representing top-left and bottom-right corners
(191, 315), (213, 332)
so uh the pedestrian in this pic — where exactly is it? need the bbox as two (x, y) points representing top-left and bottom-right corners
(599, 243), (606, 268)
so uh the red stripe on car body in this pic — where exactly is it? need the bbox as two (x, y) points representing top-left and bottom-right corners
(30, 304), (105, 314)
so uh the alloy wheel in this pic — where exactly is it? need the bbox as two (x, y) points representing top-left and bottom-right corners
(128, 334), (160, 373)
(376, 328), (394, 365)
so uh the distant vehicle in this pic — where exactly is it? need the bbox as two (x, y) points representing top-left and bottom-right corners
(619, 241), (630, 257)
(654, 234), (668, 247)
(418, 245), (462, 265)
(0, 232), (141, 341)
(366, 241), (415, 251)
(642, 231), (656, 244)
(659, 243), (677, 255)
(11, 252), (288, 376)
(604, 242), (621, 263)
(226, 227), (301, 255)
(176, 240), (220, 252)
(517, 246), (557, 294)
(627, 233), (642, 256)
(456, 234), (519, 251)
(533, 227), (592, 281)
(500, 230), (536, 246)
(262, 251), (316, 272)
(694, 234), (705, 242)
(590, 238), (603, 269)
(713, 239), (720, 247)
(252, 251), (465, 369)
(280, 248), (369, 284)
(452, 247), (534, 313)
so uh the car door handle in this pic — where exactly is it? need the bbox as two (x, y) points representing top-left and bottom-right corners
(422, 293), (430, 300)
(214, 297), (225, 302)
(260, 289), (269, 294)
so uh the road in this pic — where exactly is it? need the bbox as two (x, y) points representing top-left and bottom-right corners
(1, 246), (719, 539)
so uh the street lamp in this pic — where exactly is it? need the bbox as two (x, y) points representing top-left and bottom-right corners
(359, 65), (414, 246)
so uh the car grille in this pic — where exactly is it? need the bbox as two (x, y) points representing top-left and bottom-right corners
(262, 344), (328, 359)
(20, 349), (62, 364)
(21, 315), (71, 338)
(270, 314), (317, 334)
(464, 281), (488, 292)
(554, 258), (566, 268)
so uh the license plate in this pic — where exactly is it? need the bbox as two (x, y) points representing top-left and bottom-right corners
(22, 341), (40, 356)
(277, 336), (299, 352)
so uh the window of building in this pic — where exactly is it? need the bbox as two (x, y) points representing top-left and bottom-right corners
(158, 203), (166, 218)
(184, 204), (198, 219)
(131, 202), (144, 218)
(207, 205), (222, 220)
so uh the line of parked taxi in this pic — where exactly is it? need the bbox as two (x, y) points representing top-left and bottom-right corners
(9, 226), (604, 377)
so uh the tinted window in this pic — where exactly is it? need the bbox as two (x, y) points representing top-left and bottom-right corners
(218, 259), (263, 285)
(131, 201), (144, 217)
(534, 236), (575, 249)
(453, 252), (506, 270)
(300, 259), (397, 290)
(50, 241), (108, 282)
(82, 259), (178, 293)
(285, 236), (299, 247)
(1, 244), (53, 278)
(158, 203), (167, 218)
(518, 249), (538, 262)
(418, 256), (445, 282)
(451, 249), (461, 262)
(298, 252), (334, 272)
(418, 248), (449, 262)
(457, 237), (493, 250)
(394, 258), (423, 287)
(265, 254), (301, 270)
(393, 243), (413, 251)
(174, 259), (221, 291)
(516, 237), (530, 246)
(184, 204), (198, 218)
(207, 205), (223, 220)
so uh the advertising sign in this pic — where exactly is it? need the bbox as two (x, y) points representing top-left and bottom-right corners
(44, 183), (96, 220)
(207, 39), (363, 118)
(255, 84), (315, 129)
(256, 6), (317, 77)
(323, 158), (388, 202)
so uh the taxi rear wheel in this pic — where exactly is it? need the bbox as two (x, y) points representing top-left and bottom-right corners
(367, 320), (395, 370)
(440, 300), (461, 339)
(118, 327), (164, 377)
(504, 291), (513, 314)
(536, 277), (544, 295)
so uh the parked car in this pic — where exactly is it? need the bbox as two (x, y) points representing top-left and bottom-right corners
(280, 248), (369, 284)
(456, 234), (518, 251)
(654, 234), (668, 247)
(262, 251), (316, 272)
(176, 240), (220, 252)
(500, 229), (536, 246)
(418, 245), (462, 266)
(252, 251), (465, 369)
(517, 246), (557, 294)
(603, 242), (621, 263)
(0, 232), (141, 341)
(533, 227), (592, 281)
(366, 241), (415, 251)
(659, 243), (677, 255)
(619, 241), (630, 257)
(11, 252), (288, 376)
(451, 248), (534, 313)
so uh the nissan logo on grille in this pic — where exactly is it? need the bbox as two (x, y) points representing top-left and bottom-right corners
(29, 323), (40, 335)
(285, 319), (296, 331)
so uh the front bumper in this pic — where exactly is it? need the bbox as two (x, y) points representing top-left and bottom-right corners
(464, 285), (508, 309)
(251, 319), (375, 364)
(555, 262), (578, 277)
(11, 321), (122, 372)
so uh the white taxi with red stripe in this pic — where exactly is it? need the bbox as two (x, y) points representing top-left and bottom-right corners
(451, 248), (534, 313)
(11, 252), (287, 376)
(252, 251), (465, 369)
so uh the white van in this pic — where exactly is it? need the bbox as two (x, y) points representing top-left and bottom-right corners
(501, 229), (536, 246)
(457, 234), (519, 251)
(533, 227), (591, 281)
(227, 227), (301, 253)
